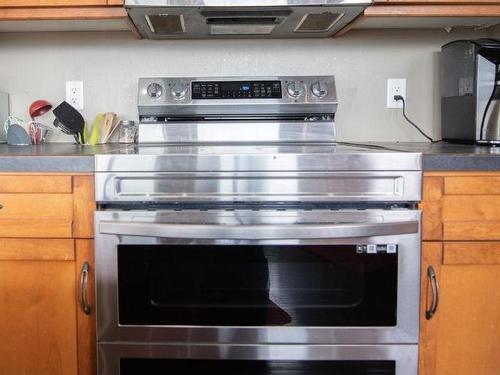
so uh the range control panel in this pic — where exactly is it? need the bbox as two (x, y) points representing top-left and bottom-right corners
(137, 76), (338, 117)
(192, 80), (282, 99)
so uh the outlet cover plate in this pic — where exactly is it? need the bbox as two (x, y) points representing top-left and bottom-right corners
(387, 78), (406, 109)
(65, 81), (84, 110)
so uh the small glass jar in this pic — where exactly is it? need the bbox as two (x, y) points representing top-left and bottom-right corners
(118, 120), (137, 144)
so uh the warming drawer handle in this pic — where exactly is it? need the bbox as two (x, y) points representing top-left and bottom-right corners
(99, 221), (419, 240)
(79, 261), (91, 315)
(425, 265), (439, 320)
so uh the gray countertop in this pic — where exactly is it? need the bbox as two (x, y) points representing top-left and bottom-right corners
(365, 142), (500, 171)
(1, 142), (500, 172)
(0, 144), (117, 172)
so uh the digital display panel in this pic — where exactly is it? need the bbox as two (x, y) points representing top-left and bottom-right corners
(192, 80), (282, 99)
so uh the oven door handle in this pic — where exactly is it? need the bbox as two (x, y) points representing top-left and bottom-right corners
(99, 220), (419, 239)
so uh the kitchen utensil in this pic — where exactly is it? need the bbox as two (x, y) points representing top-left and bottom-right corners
(29, 99), (52, 119)
(7, 123), (31, 145)
(0, 92), (9, 143)
(100, 112), (117, 144)
(4, 116), (25, 138)
(88, 113), (104, 146)
(53, 118), (80, 144)
(28, 120), (50, 145)
(82, 121), (88, 145)
(53, 101), (85, 144)
(103, 117), (119, 143)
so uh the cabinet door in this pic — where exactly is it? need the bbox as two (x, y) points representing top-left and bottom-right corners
(420, 241), (500, 375)
(419, 242), (443, 375)
(0, 239), (78, 375)
(76, 239), (96, 375)
(0, 0), (106, 6)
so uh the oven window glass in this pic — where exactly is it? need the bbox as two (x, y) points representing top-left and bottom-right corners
(120, 359), (396, 375)
(118, 245), (397, 326)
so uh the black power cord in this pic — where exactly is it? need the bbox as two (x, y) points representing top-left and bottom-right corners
(394, 95), (440, 143)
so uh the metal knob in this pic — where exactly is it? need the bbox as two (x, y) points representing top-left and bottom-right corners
(311, 81), (328, 98)
(170, 81), (187, 99)
(147, 83), (163, 99)
(287, 81), (304, 98)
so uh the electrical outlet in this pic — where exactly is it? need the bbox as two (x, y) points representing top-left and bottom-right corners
(387, 78), (406, 108)
(66, 81), (84, 110)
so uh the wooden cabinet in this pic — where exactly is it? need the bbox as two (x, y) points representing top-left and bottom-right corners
(336, 0), (500, 36)
(0, 239), (78, 375)
(419, 172), (500, 375)
(355, 0), (500, 29)
(0, 0), (130, 33)
(421, 173), (500, 241)
(0, 0), (121, 7)
(420, 241), (500, 375)
(0, 174), (95, 375)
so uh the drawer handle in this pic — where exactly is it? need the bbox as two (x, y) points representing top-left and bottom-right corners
(425, 265), (439, 320)
(79, 261), (91, 315)
(0, 203), (3, 209)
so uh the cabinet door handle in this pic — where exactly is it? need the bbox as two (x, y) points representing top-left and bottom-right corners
(425, 265), (439, 320)
(0, 203), (3, 209)
(79, 261), (91, 315)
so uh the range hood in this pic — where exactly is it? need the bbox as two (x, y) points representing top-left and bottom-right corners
(126, 0), (372, 39)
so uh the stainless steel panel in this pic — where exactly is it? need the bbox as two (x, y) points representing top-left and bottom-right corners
(126, 2), (370, 39)
(137, 76), (337, 117)
(137, 121), (336, 143)
(99, 220), (418, 239)
(95, 144), (422, 170)
(98, 343), (418, 375)
(95, 209), (421, 345)
(95, 171), (421, 203)
(476, 55), (497, 141)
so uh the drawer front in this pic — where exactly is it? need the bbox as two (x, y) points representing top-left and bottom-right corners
(445, 176), (500, 195)
(421, 174), (500, 241)
(0, 0), (106, 6)
(0, 239), (74, 260)
(0, 175), (72, 193)
(442, 195), (500, 240)
(0, 193), (73, 238)
(443, 242), (500, 265)
(0, 193), (72, 218)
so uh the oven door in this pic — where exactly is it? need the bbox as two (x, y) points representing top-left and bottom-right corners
(98, 343), (418, 375)
(95, 209), (421, 345)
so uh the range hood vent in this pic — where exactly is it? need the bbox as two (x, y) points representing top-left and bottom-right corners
(126, 0), (372, 39)
(146, 14), (185, 34)
(295, 12), (344, 33)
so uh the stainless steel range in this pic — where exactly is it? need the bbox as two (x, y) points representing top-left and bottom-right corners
(94, 76), (422, 375)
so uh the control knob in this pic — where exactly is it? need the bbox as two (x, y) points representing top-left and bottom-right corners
(287, 81), (304, 98)
(311, 81), (328, 98)
(170, 81), (187, 99)
(147, 83), (163, 99)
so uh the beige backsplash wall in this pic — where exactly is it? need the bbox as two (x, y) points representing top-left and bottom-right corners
(0, 27), (498, 143)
